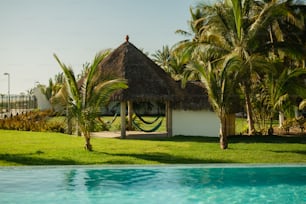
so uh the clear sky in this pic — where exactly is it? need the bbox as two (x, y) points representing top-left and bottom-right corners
(0, 0), (210, 94)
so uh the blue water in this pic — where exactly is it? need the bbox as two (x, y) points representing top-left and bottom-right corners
(0, 165), (305, 204)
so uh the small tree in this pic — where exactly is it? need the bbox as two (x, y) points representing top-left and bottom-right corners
(185, 54), (241, 149)
(54, 52), (127, 151)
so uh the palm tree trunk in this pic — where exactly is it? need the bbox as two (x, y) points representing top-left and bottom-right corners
(219, 115), (228, 149)
(268, 117), (274, 136)
(75, 119), (82, 136)
(67, 119), (72, 135)
(243, 85), (255, 135)
(84, 132), (92, 151)
(66, 107), (72, 135)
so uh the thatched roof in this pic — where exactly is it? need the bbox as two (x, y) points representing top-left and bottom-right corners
(174, 81), (242, 113)
(97, 39), (184, 102)
(173, 81), (212, 111)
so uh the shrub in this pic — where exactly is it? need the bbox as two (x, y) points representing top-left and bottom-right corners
(0, 110), (54, 132)
(46, 120), (66, 133)
(281, 116), (306, 134)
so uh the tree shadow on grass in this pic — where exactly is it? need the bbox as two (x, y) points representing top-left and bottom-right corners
(0, 151), (233, 165)
(101, 152), (233, 164)
(125, 136), (219, 143)
(268, 150), (306, 155)
(125, 135), (306, 144)
(228, 135), (306, 144)
(0, 152), (81, 165)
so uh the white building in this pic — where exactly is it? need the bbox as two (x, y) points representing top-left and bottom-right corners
(171, 81), (220, 137)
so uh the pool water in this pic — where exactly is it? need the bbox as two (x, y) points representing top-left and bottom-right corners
(0, 165), (305, 204)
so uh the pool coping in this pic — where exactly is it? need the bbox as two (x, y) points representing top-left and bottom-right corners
(1, 163), (305, 170)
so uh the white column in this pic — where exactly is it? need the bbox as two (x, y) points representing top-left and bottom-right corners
(127, 101), (133, 131)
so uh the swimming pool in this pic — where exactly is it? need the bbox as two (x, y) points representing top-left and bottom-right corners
(0, 165), (305, 203)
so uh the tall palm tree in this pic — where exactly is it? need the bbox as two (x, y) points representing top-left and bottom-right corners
(185, 53), (241, 149)
(53, 51), (127, 151)
(178, 0), (304, 135)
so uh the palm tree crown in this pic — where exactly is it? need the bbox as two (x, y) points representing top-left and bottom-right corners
(53, 51), (127, 151)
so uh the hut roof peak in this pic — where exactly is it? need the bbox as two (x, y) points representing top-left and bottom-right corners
(97, 40), (184, 102)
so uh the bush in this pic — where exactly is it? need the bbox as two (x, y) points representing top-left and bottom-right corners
(0, 110), (55, 132)
(281, 116), (306, 134)
(92, 118), (110, 132)
(46, 120), (66, 133)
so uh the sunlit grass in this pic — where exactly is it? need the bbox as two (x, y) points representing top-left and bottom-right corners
(0, 129), (305, 166)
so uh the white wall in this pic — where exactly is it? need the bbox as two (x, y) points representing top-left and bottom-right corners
(172, 110), (219, 137)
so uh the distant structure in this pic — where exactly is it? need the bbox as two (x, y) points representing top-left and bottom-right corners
(33, 87), (51, 110)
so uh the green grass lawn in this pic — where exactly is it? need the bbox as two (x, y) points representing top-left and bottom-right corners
(0, 129), (305, 166)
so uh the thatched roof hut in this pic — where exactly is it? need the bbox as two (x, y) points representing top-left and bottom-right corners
(96, 37), (218, 138)
(96, 37), (188, 137)
(97, 37), (184, 102)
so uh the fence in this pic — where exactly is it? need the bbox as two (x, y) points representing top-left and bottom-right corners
(0, 94), (37, 118)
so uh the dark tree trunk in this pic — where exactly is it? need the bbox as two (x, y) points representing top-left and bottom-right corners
(219, 134), (228, 149)
(219, 116), (228, 150)
(84, 133), (93, 151)
(243, 85), (255, 135)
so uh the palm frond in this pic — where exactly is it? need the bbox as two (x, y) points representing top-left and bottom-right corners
(175, 29), (192, 37)
(89, 79), (128, 108)
(299, 99), (306, 110)
(231, 0), (243, 39)
(85, 51), (110, 102)
(53, 54), (81, 108)
(273, 93), (289, 110)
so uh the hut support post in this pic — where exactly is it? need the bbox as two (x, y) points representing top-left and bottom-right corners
(128, 101), (133, 131)
(121, 101), (126, 139)
(166, 101), (172, 137)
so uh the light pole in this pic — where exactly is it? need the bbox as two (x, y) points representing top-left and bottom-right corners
(0, 94), (3, 117)
(3, 73), (10, 113)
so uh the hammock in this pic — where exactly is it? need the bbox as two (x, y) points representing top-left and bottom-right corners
(108, 112), (118, 125)
(98, 112), (118, 126)
(132, 119), (163, 132)
(134, 112), (161, 124)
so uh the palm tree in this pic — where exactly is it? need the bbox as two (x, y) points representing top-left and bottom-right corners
(152, 45), (171, 73)
(53, 51), (127, 151)
(177, 0), (304, 135)
(185, 53), (241, 149)
(40, 72), (66, 111)
(152, 45), (194, 81)
(254, 60), (306, 132)
(52, 73), (66, 96)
